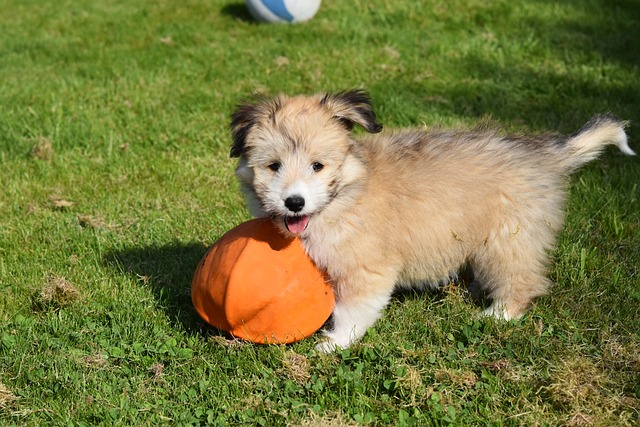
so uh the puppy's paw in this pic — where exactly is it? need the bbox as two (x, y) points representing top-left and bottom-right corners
(315, 329), (354, 353)
(315, 339), (342, 354)
(480, 302), (525, 321)
(481, 304), (510, 320)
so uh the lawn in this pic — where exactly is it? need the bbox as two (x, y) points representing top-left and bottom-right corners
(1, 0), (639, 425)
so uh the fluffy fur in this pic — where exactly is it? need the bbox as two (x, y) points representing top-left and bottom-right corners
(230, 90), (634, 351)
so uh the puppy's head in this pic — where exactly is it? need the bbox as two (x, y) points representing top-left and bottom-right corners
(230, 89), (382, 236)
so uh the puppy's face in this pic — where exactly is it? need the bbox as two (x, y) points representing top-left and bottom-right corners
(230, 90), (382, 236)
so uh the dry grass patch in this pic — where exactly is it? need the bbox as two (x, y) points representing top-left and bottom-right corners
(29, 137), (53, 160)
(291, 410), (359, 427)
(33, 274), (83, 311)
(0, 382), (18, 410)
(399, 363), (426, 393)
(149, 363), (164, 379)
(77, 214), (107, 230)
(544, 355), (639, 425)
(601, 334), (640, 372)
(79, 353), (109, 370)
(208, 335), (248, 348)
(434, 367), (478, 389)
(49, 195), (74, 210)
(281, 351), (311, 384)
(546, 357), (608, 409)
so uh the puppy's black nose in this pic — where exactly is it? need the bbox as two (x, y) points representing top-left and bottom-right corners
(284, 195), (305, 213)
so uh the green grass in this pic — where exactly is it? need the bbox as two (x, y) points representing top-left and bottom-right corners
(1, 0), (639, 425)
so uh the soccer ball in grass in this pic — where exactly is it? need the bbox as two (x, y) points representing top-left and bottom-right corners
(245, 0), (322, 23)
(191, 218), (335, 344)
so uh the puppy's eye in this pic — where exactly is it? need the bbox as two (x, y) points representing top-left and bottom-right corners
(268, 162), (281, 172)
(312, 162), (324, 172)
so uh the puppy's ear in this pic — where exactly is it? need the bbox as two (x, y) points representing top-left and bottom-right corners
(320, 90), (383, 133)
(230, 102), (261, 158)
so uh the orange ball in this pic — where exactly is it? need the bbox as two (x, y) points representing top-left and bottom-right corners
(191, 218), (334, 344)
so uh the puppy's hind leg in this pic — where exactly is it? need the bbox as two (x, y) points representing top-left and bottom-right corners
(316, 274), (396, 353)
(471, 223), (553, 320)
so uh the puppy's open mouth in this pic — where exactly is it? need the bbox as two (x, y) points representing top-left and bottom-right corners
(285, 215), (310, 234)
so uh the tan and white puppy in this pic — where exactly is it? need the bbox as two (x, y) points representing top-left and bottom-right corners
(229, 90), (634, 351)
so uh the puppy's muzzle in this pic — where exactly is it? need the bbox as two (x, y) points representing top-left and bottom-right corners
(284, 195), (305, 213)
(283, 195), (310, 234)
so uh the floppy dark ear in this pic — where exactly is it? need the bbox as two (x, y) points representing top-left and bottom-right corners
(320, 90), (383, 133)
(230, 102), (261, 158)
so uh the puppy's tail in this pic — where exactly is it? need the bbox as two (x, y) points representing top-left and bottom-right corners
(561, 115), (634, 171)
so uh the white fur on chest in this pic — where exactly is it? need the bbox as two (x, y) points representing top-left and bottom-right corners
(300, 215), (356, 280)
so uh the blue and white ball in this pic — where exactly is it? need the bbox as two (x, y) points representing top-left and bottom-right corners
(246, 0), (322, 23)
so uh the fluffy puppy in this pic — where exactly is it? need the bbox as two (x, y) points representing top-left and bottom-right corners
(229, 90), (634, 351)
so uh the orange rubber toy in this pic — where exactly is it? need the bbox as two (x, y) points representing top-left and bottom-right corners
(191, 218), (334, 344)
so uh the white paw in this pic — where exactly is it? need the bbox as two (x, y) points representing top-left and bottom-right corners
(482, 304), (510, 320)
(314, 293), (391, 353)
(315, 329), (354, 353)
(480, 302), (525, 321)
(315, 339), (342, 354)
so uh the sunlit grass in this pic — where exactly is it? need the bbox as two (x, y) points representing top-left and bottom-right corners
(1, 0), (638, 425)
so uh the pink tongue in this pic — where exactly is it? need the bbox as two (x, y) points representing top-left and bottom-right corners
(285, 215), (310, 234)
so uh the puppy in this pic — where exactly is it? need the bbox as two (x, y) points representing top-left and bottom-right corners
(229, 90), (634, 351)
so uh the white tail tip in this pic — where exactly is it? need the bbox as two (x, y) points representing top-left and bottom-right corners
(616, 129), (636, 156)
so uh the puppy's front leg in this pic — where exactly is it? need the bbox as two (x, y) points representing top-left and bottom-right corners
(316, 284), (393, 353)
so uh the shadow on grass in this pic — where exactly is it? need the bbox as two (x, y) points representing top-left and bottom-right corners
(102, 241), (488, 341)
(527, 0), (640, 70)
(103, 242), (225, 336)
(219, 2), (255, 23)
(391, 265), (489, 310)
(372, 0), (640, 137)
